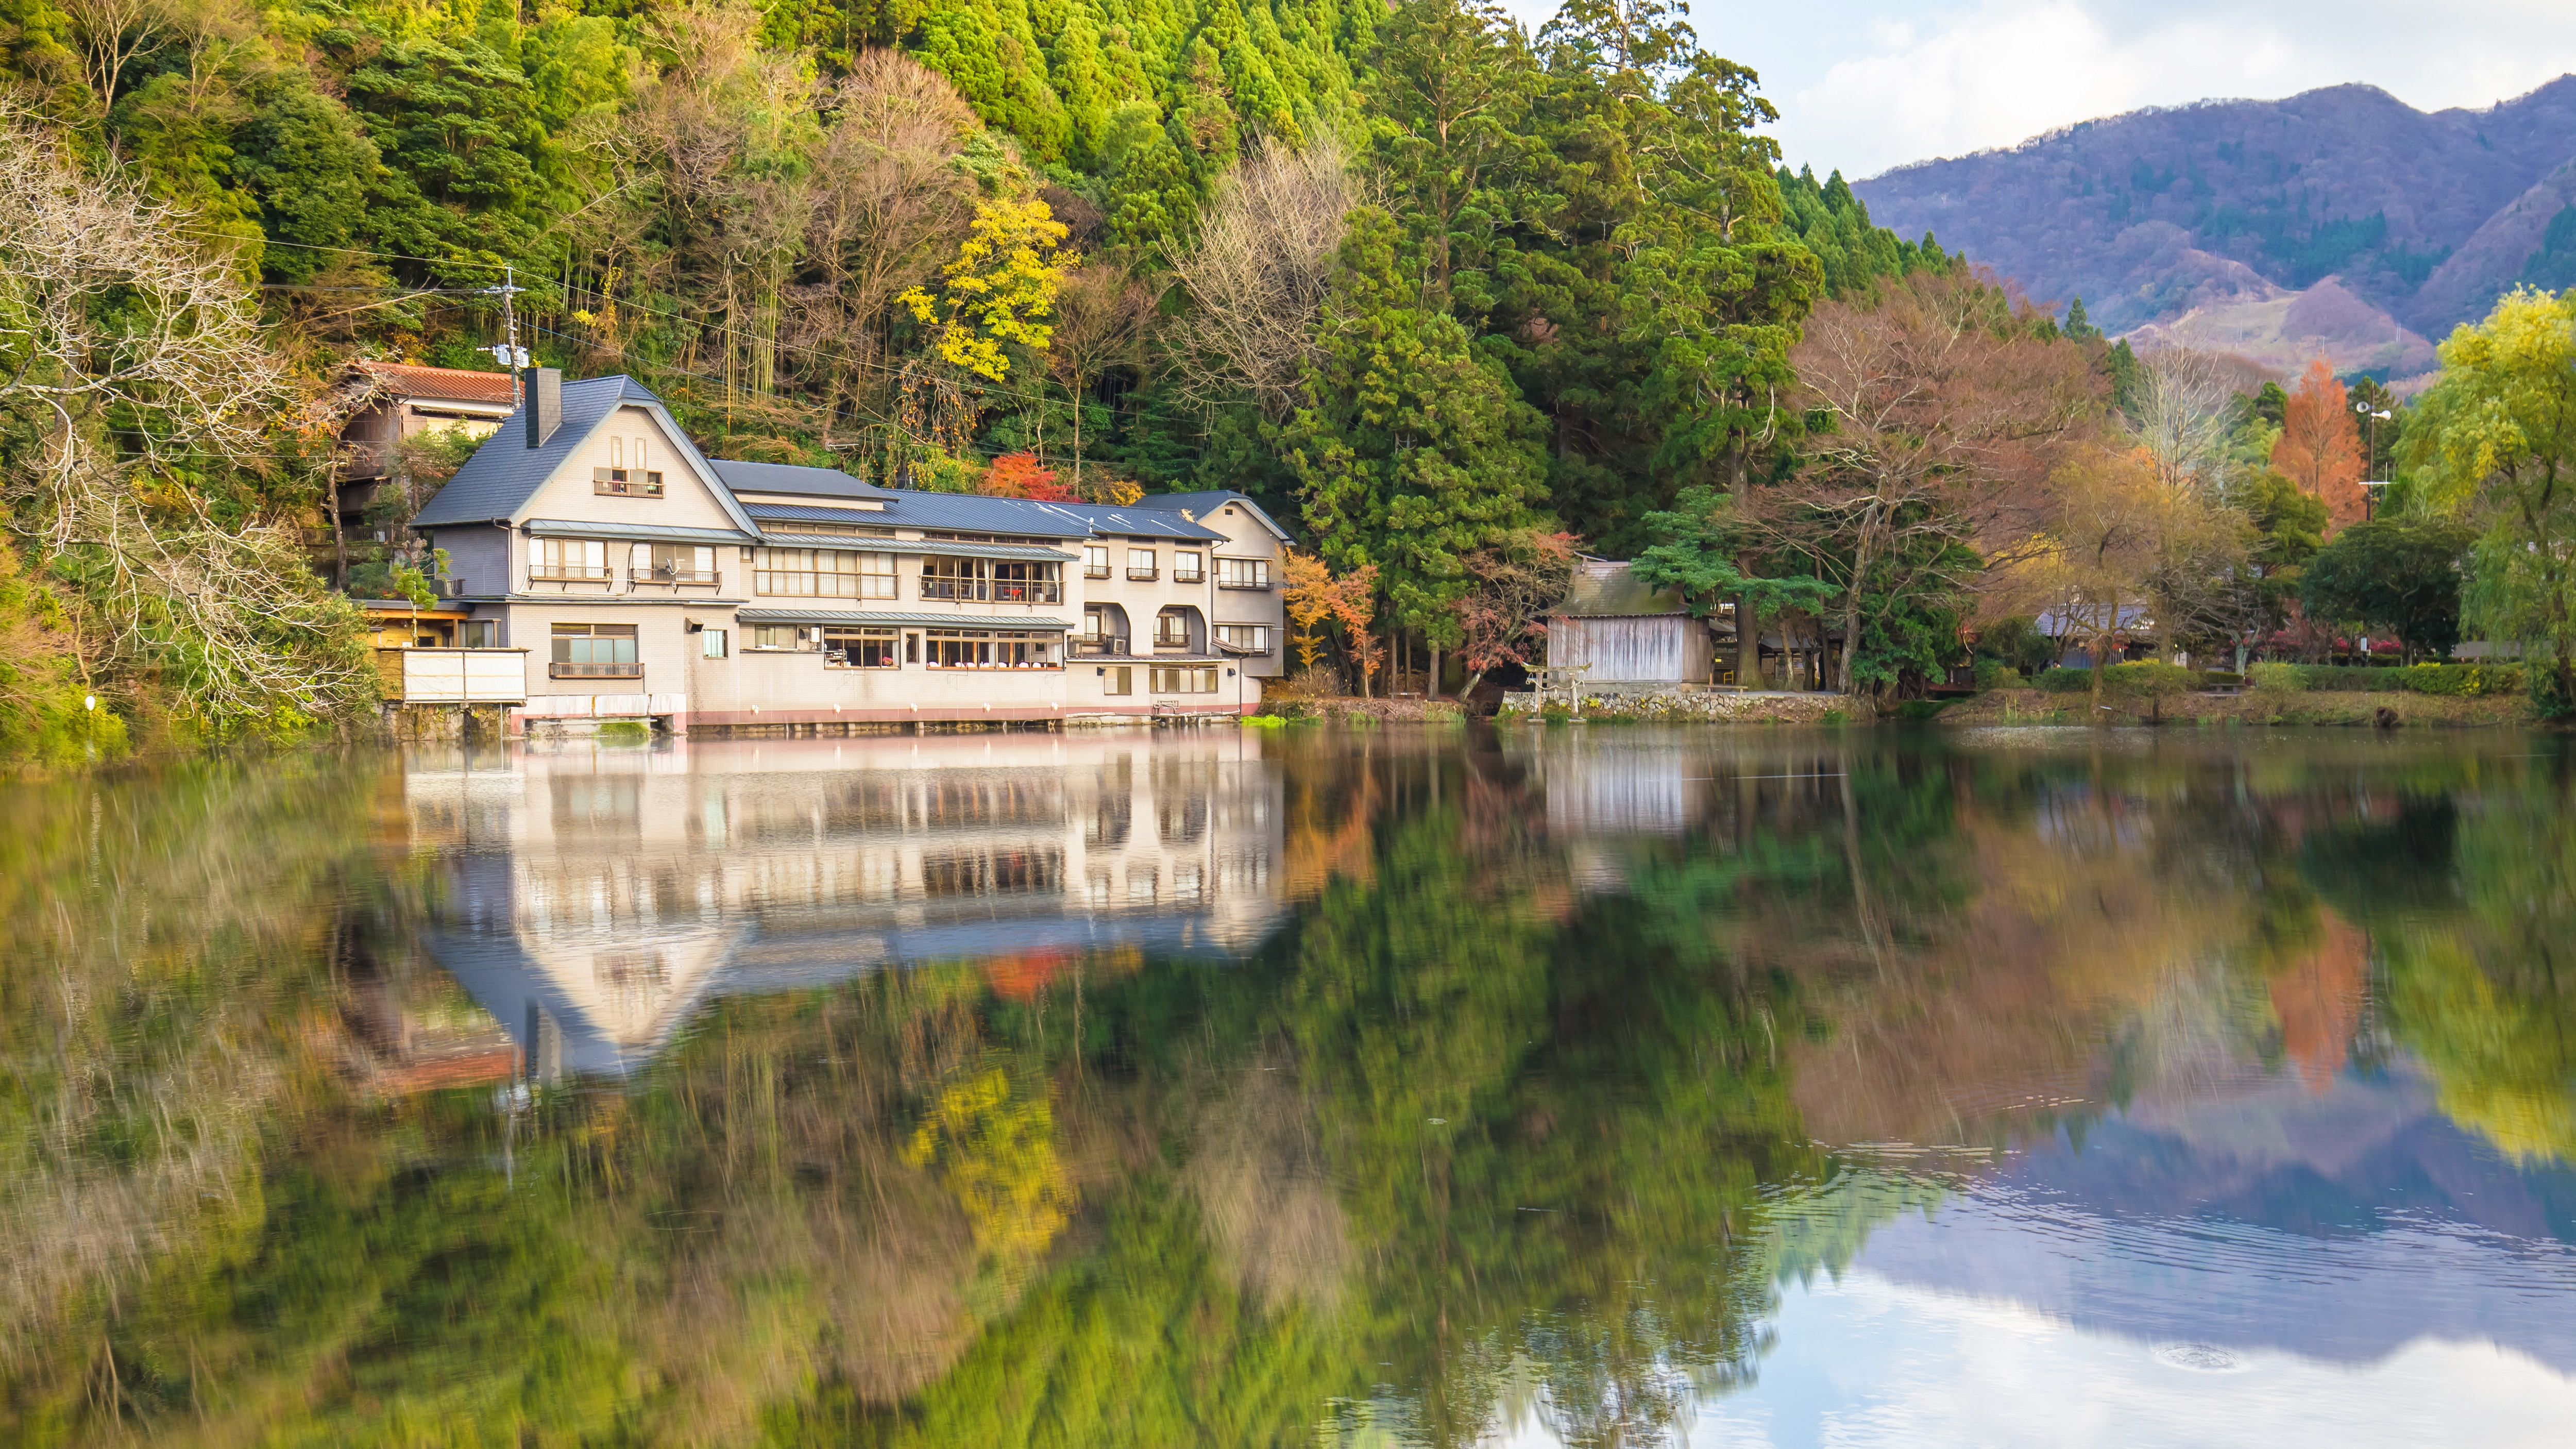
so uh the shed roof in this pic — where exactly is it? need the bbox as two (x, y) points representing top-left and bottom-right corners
(709, 459), (893, 500)
(1549, 560), (1690, 618)
(355, 361), (517, 409)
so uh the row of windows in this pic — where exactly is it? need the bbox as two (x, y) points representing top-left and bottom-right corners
(533, 624), (1228, 685)
(534, 540), (1269, 597)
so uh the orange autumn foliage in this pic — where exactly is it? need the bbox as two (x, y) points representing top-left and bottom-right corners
(2270, 359), (2368, 534)
(978, 452), (1075, 501)
(2268, 910), (2369, 1092)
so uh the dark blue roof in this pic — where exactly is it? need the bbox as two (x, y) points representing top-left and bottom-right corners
(872, 492), (1096, 539)
(1031, 501), (1224, 541)
(411, 375), (761, 537)
(1134, 490), (1296, 544)
(709, 459), (893, 500)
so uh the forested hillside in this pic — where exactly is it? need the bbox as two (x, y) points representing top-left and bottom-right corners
(0, 0), (1953, 752)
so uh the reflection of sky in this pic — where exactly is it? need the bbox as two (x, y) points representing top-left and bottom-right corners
(1686, 1271), (2576, 1448)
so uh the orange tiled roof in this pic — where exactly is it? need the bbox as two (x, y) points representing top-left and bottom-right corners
(356, 361), (517, 407)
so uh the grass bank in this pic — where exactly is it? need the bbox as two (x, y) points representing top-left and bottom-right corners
(1937, 687), (2535, 729)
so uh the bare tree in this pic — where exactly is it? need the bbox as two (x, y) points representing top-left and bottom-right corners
(1166, 134), (1359, 418)
(58, 0), (175, 112)
(2131, 346), (2255, 499)
(1768, 271), (2100, 693)
(0, 103), (369, 729)
(1046, 261), (1156, 495)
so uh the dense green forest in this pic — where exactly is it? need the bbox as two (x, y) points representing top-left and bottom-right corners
(0, 0), (1959, 751)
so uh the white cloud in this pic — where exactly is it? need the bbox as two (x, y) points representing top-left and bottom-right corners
(1489, 0), (2576, 178)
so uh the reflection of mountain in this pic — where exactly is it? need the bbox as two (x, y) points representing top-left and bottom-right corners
(405, 734), (1287, 1076)
(1849, 1063), (2576, 1371)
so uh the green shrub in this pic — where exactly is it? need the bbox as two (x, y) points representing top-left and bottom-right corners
(2035, 667), (2094, 694)
(1972, 659), (2023, 690)
(2106, 661), (2194, 697)
(2196, 670), (2244, 689)
(1890, 699), (1945, 720)
(2400, 664), (2475, 697)
(2249, 663), (2305, 694)
(595, 719), (652, 743)
(2533, 662), (2576, 720)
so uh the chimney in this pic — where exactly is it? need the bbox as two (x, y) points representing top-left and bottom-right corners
(523, 367), (563, 448)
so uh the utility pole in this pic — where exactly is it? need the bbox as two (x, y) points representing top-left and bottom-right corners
(484, 266), (528, 403)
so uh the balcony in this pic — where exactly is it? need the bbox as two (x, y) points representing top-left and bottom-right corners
(634, 565), (720, 587)
(919, 578), (987, 601)
(1127, 567), (1158, 581)
(991, 580), (1064, 604)
(1172, 564), (1205, 583)
(1071, 636), (1133, 658)
(530, 566), (616, 584)
(1083, 564), (1112, 579)
(549, 661), (643, 680)
(1216, 577), (1275, 591)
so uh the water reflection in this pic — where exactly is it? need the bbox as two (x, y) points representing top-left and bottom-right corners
(3, 729), (2573, 1446)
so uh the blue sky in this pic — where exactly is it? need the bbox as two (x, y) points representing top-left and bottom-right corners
(1492, 1), (2576, 178)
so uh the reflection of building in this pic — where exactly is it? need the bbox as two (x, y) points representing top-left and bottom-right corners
(405, 734), (1286, 1078)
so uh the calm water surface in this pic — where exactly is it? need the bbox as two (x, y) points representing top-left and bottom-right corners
(5, 726), (2574, 1446)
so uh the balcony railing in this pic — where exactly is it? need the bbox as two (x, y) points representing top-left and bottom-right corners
(1216, 577), (1275, 591)
(991, 580), (1064, 604)
(1071, 636), (1132, 657)
(635, 566), (720, 586)
(1153, 634), (1193, 651)
(1083, 564), (1112, 579)
(1172, 567), (1205, 584)
(530, 566), (616, 583)
(1127, 566), (1158, 581)
(919, 578), (985, 601)
(549, 661), (642, 680)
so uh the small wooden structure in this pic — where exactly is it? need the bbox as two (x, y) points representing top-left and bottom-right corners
(1544, 560), (1717, 685)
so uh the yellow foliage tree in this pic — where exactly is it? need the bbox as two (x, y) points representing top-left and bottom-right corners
(897, 198), (1077, 382)
(902, 1067), (1073, 1267)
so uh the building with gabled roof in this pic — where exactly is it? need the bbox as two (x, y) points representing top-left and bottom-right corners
(397, 370), (1286, 734)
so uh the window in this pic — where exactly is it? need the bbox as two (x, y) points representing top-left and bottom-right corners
(700, 628), (728, 659)
(920, 556), (988, 601)
(1217, 557), (1272, 589)
(1215, 624), (1269, 652)
(1173, 549), (1204, 582)
(1151, 665), (1219, 694)
(749, 625), (818, 651)
(754, 548), (889, 598)
(822, 627), (900, 667)
(990, 561), (1061, 604)
(1104, 665), (1132, 696)
(632, 543), (717, 584)
(923, 629), (1057, 668)
(534, 537), (612, 581)
(1154, 610), (1193, 648)
(460, 620), (499, 649)
(550, 622), (639, 678)
(1083, 544), (1111, 579)
(1127, 547), (1157, 580)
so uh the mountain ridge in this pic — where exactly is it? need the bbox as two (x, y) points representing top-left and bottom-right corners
(1852, 76), (2576, 374)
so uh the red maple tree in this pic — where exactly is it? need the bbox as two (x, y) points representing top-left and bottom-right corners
(977, 452), (1075, 501)
(2270, 359), (2367, 534)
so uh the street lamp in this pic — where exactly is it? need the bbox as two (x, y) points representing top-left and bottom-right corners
(2354, 397), (2394, 518)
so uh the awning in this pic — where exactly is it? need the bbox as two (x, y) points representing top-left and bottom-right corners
(523, 519), (757, 545)
(734, 608), (1077, 631)
(907, 540), (1079, 563)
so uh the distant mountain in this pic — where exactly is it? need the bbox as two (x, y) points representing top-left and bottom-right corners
(1852, 78), (2576, 378)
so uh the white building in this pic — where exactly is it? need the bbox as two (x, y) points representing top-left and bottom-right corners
(401, 372), (1293, 734)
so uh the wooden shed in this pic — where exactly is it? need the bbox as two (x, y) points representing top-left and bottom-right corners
(1544, 560), (1716, 684)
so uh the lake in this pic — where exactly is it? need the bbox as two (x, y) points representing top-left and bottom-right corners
(5, 724), (2573, 1446)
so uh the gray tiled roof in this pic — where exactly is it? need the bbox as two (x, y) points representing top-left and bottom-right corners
(411, 375), (762, 537)
(1134, 490), (1298, 544)
(734, 608), (1077, 630)
(709, 459), (894, 500)
(739, 502), (897, 527)
(878, 492), (1097, 538)
(1032, 501), (1224, 541)
(524, 518), (757, 544)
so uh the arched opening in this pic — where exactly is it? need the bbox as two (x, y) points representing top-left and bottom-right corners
(1153, 605), (1204, 652)
(1080, 602), (1131, 655)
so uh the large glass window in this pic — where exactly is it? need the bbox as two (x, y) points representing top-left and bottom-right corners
(1127, 547), (1157, 580)
(1215, 624), (1269, 652)
(534, 538), (611, 582)
(1173, 549), (1204, 582)
(550, 622), (638, 677)
(753, 548), (890, 598)
(1216, 557), (1272, 589)
(991, 560), (1061, 604)
(1082, 544), (1111, 578)
(1154, 609), (1193, 648)
(822, 627), (900, 667)
(748, 625), (818, 651)
(920, 556), (988, 601)
(1150, 665), (1219, 694)
(923, 630), (1057, 668)
(1103, 665), (1133, 696)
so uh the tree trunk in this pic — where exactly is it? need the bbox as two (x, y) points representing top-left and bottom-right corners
(2092, 632), (2111, 720)
(328, 471), (347, 593)
(1428, 645), (1442, 698)
(1734, 585), (1756, 689)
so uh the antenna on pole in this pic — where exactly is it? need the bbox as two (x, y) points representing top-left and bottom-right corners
(483, 265), (529, 405)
